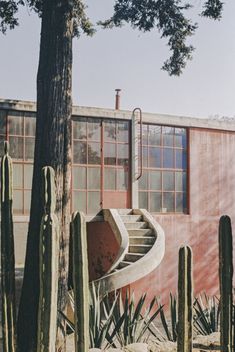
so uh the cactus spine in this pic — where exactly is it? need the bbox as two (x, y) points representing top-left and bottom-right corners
(219, 215), (233, 352)
(177, 245), (193, 352)
(1, 141), (16, 352)
(37, 167), (59, 352)
(71, 211), (89, 352)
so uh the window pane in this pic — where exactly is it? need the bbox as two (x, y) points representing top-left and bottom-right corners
(88, 192), (100, 214)
(88, 142), (101, 164)
(73, 166), (86, 189)
(150, 192), (161, 212)
(163, 148), (174, 168)
(25, 137), (35, 160)
(73, 118), (87, 140)
(9, 136), (23, 159)
(25, 116), (36, 136)
(162, 126), (174, 146)
(175, 128), (186, 148)
(149, 147), (161, 168)
(24, 164), (33, 189)
(149, 170), (161, 190)
(163, 171), (174, 191)
(176, 150), (187, 169)
(73, 191), (86, 212)
(117, 144), (129, 166)
(117, 168), (128, 190)
(148, 125), (161, 146)
(163, 192), (174, 212)
(139, 146), (148, 167)
(139, 171), (148, 190)
(13, 164), (23, 188)
(88, 167), (100, 189)
(0, 111), (6, 134)
(175, 171), (187, 192)
(176, 193), (186, 213)
(104, 168), (115, 190)
(139, 192), (148, 209)
(87, 119), (100, 141)
(104, 143), (116, 165)
(13, 190), (23, 213)
(9, 113), (23, 135)
(104, 121), (116, 142)
(117, 121), (129, 142)
(142, 125), (148, 145)
(73, 141), (87, 164)
(0, 137), (5, 157)
(24, 190), (31, 213)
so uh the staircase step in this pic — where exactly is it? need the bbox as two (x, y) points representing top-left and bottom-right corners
(125, 253), (144, 262)
(125, 222), (148, 229)
(128, 229), (154, 237)
(128, 244), (152, 254)
(117, 261), (132, 269)
(120, 215), (142, 222)
(117, 209), (133, 215)
(129, 236), (155, 245)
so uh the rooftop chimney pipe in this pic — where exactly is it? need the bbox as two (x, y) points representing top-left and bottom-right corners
(115, 89), (121, 110)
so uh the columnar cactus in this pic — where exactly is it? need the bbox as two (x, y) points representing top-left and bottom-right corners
(1, 141), (16, 352)
(37, 167), (59, 352)
(219, 215), (233, 352)
(71, 211), (89, 352)
(177, 245), (193, 352)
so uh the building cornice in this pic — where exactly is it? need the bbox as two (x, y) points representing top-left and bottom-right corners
(0, 98), (234, 132)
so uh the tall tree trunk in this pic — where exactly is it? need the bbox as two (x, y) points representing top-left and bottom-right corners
(17, 1), (73, 351)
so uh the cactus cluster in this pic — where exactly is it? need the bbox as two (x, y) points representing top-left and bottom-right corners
(37, 167), (59, 352)
(1, 141), (16, 352)
(177, 245), (193, 352)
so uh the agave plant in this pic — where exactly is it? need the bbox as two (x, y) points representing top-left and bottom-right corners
(106, 292), (162, 347)
(61, 283), (119, 349)
(159, 293), (177, 342)
(193, 294), (220, 335)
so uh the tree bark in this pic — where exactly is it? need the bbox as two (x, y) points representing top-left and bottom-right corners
(17, 1), (73, 351)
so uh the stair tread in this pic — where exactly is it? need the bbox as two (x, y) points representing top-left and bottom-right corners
(126, 252), (144, 256)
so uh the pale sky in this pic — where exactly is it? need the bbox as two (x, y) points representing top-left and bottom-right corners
(0, 0), (235, 118)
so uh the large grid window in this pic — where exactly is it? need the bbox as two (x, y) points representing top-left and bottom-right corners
(139, 125), (188, 213)
(2, 111), (36, 214)
(72, 118), (130, 214)
(72, 118), (102, 214)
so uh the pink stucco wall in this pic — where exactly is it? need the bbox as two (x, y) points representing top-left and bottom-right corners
(127, 128), (235, 304)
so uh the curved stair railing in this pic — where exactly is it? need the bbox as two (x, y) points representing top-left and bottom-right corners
(93, 208), (165, 296)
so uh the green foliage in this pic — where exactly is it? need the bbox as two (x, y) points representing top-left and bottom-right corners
(100, 0), (224, 75)
(201, 0), (223, 20)
(61, 283), (118, 349)
(63, 287), (162, 348)
(193, 294), (220, 335)
(0, 0), (94, 36)
(158, 293), (177, 342)
(107, 292), (162, 346)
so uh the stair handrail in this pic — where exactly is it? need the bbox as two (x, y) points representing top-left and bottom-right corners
(102, 209), (129, 274)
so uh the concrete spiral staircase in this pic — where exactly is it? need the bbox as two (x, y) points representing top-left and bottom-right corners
(94, 208), (165, 296)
